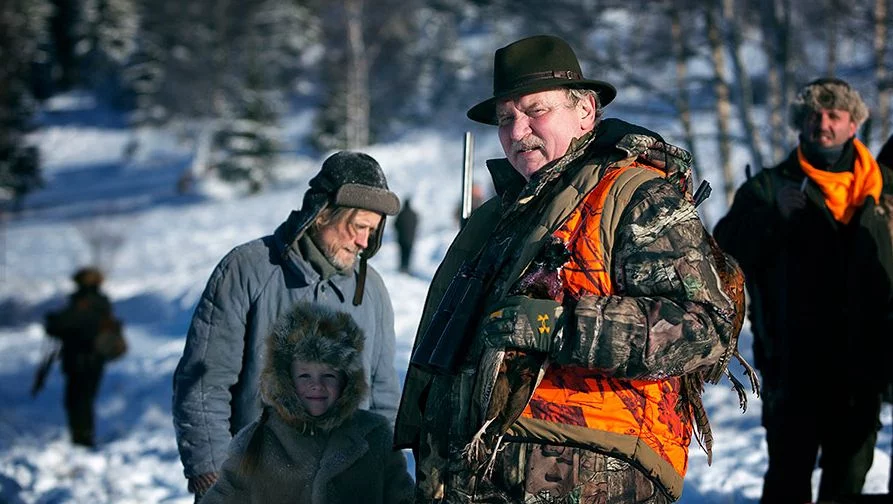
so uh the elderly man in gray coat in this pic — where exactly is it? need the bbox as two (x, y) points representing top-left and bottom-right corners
(172, 151), (403, 502)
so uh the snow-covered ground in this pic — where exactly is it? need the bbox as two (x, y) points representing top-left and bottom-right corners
(0, 93), (890, 503)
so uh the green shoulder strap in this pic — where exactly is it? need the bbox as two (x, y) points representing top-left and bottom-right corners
(599, 166), (662, 275)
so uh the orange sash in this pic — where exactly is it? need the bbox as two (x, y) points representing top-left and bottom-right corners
(798, 139), (882, 224)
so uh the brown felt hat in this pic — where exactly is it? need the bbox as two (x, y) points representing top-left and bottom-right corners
(467, 35), (616, 125)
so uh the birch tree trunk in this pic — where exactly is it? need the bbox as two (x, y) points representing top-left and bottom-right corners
(780, 0), (795, 149)
(760, 0), (782, 163)
(669, 1), (700, 183)
(826, 0), (839, 76)
(875, 0), (890, 145)
(345, 0), (369, 149)
(211, 0), (232, 118)
(706, 3), (734, 207)
(723, 0), (764, 171)
(760, 0), (793, 163)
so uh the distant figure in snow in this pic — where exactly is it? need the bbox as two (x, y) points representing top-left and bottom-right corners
(44, 267), (121, 447)
(172, 151), (402, 502)
(455, 182), (486, 225)
(715, 78), (893, 503)
(199, 302), (413, 504)
(394, 197), (418, 273)
(122, 137), (139, 163)
(471, 182), (485, 211)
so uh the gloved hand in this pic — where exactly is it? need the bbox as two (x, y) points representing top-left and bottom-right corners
(481, 296), (563, 354)
(188, 471), (218, 500)
(776, 183), (806, 219)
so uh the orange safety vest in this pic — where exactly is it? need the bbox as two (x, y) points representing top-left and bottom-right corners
(518, 163), (692, 481)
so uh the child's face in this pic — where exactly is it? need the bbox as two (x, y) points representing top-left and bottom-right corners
(291, 360), (344, 417)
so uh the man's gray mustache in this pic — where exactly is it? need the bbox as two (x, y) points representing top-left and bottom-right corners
(512, 139), (544, 152)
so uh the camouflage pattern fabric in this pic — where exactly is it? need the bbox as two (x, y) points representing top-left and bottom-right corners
(561, 177), (734, 378)
(405, 120), (742, 503)
(417, 442), (671, 504)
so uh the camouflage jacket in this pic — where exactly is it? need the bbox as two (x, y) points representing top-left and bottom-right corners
(394, 119), (740, 502)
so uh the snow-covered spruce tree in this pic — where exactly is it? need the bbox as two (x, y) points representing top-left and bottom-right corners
(213, 70), (281, 194)
(124, 0), (317, 191)
(78, 0), (139, 66)
(75, 0), (140, 106)
(309, 0), (470, 151)
(0, 0), (51, 210)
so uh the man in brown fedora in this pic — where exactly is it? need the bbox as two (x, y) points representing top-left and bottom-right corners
(395, 35), (750, 503)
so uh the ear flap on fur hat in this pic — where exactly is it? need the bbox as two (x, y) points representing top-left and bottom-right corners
(259, 302), (368, 431)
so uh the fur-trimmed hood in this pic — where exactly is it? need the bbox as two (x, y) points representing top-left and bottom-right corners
(260, 302), (368, 432)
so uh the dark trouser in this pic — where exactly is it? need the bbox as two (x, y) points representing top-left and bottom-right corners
(399, 242), (413, 272)
(63, 356), (104, 447)
(887, 384), (893, 496)
(761, 386), (880, 503)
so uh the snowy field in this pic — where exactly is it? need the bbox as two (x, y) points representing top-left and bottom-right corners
(0, 93), (890, 503)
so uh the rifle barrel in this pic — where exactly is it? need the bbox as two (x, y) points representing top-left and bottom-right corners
(460, 132), (474, 228)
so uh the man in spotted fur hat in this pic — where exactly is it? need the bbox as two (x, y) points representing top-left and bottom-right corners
(715, 78), (893, 503)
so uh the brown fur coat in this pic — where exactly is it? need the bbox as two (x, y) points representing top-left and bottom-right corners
(200, 302), (413, 504)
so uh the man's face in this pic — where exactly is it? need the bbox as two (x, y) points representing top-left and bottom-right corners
(802, 108), (857, 149)
(496, 89), (596, 180)
(314, 209), (382, 270)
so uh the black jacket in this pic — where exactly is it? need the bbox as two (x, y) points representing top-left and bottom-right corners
(45, 286), (111, 373)
(714, 147), (893, 393)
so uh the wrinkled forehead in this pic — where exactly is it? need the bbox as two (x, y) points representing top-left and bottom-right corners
(804, 107), (855, 121)
(316, 207), (382, 229)
(495, 88), (569, 114)
(349, 209), (383, 228)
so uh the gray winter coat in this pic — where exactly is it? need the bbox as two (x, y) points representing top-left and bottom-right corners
(172, 211), (400, 479)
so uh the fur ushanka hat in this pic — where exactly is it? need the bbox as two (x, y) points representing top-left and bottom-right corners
(259, 301), (367, 432)
(790, 77), (869, 129)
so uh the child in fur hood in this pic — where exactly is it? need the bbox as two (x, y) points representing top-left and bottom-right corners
(200, 302), (414, 504)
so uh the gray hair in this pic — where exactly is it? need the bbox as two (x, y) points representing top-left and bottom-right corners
(565, 88), (604, 126)
(311, 206), (358, 232)
(790, 78), (869, 129)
